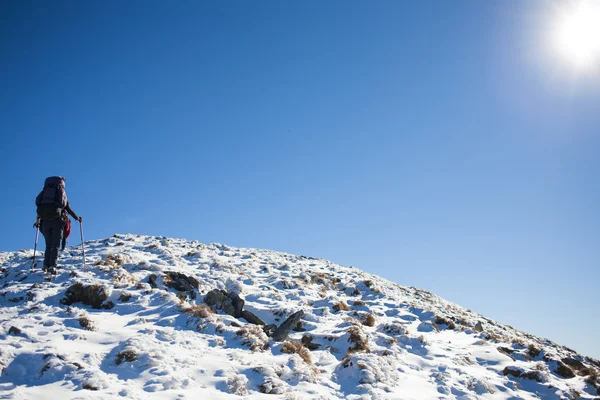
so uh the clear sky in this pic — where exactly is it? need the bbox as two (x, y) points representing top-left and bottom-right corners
(1, 1), (599, 358)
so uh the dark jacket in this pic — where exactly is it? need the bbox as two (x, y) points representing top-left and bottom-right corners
(36, 202), (80, 225)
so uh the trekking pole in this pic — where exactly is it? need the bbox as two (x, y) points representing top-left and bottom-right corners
(31, 226), (40, 270)
(79, 221), (86, 271)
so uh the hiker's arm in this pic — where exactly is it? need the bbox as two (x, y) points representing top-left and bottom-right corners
(65, 203), (82, 222)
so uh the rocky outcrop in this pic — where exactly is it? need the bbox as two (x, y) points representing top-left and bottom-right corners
(474, 321), (484, 332)
(228, 292), (245, 318)
(164, 271), (199, 292)
(204, 289), (236, 316)
(241, 310), (264, 325)
(203, 289), (304, 342)
(272, 311), (304, 342)
(8, 326), (22, 335)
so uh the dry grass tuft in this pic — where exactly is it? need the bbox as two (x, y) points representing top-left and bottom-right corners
(584, 369), (598, 387)
(434, 316), (456, 330)
(95, 253), (130, 270)
(236, 325), (270, 352)
(115, 349), (138, 365)
(347, 325), (370, 354)
(118, 293), (132, 302)
(78, 317), (96, 331)
(111, 270), (136, 288)
(281, 340), (312, 364)
(528, 344), (541, 358)
(182, 304), (214, 318)
(333, 302), (350, 312)
(364, 313), (376, 327)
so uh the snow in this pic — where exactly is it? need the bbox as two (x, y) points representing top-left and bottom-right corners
(0, 233), (598, 399)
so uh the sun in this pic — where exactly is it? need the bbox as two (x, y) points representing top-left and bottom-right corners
(552, 1), (600, 71)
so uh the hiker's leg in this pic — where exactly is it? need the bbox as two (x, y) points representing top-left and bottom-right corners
(48, 219), (64, 267)
(40, 221), (52, 268)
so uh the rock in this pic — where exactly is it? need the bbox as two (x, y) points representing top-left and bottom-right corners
(271, 311), (305, 342)
(497, 346), (516, 359)
(301, 334), (321, 350)
(165, 271), (199, 292)
(561, 357), (586, 372)
(241, 310), (264, 325)
(434, 316), (456, 330)
(503, 366), (522, 378)
(555, 361), (576, 378)
(521, 371), (545, 382)
(204, 289), (236, 316)
(60, 283), (111, 309)
(293, 320), (306, 332)
(228, 292), (245, 318)
(8, 326), (21, 335)
(474, 321), (484, 332)
(148, 274), (158, 288)
(263, 324), (277, 337)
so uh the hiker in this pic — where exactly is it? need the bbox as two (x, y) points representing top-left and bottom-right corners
(34, 176), (82, 273)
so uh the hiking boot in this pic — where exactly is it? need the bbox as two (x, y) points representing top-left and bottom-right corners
(43, 265), (57, 275)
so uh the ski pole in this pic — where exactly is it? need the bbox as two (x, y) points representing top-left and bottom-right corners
(79, 220), (86, 270)
(31, 226), (39, 270)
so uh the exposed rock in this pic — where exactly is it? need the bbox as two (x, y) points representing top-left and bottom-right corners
(555, 361), (576, 379)
(263, 324), (277, 337)
(228, 292), (245, 318)
(148, 274), (158, 288)
(503, 366), (522, 378)
(293, 320), (306, 332)
(474, 321), (484, 332)
(165, 271), (199, 292)
(497, 346), (516, 359)
(60, 283), (112, 309)
(561, 357), (586, 372)
(204, 289), (236, 316)
(521, 370), (545, 382)
(82, 383), (99, 391)
(434, 316), (456, 330)
(8, 326), (21, 335)
(301, 334), (321, 350)
(241, 310), (264, 325)
(271, 310), (305, 342)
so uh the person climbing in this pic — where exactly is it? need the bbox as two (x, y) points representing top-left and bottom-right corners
(34, 176), (82, 274)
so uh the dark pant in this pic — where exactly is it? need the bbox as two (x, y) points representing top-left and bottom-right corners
(40, 218), (64, 267)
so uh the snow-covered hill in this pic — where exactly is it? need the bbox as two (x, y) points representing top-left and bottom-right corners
(0, 234), (598, 399)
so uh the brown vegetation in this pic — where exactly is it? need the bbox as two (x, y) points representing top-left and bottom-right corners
(333, 302), (349, 312)
(281, 340), (312, 364)
(182, 304), (214, 318)
(116, 350), (138, 365)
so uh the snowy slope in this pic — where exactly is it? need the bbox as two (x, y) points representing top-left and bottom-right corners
(0, 234), (599, 400)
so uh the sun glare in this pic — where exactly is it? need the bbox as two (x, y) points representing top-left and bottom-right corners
(553, 1), (600, 71)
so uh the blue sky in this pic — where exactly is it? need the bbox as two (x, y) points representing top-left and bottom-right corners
(1, 1), (599, 358)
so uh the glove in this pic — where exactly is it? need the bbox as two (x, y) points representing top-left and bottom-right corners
(33, 222), (40, 228)
(77, 216), (83, 223)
